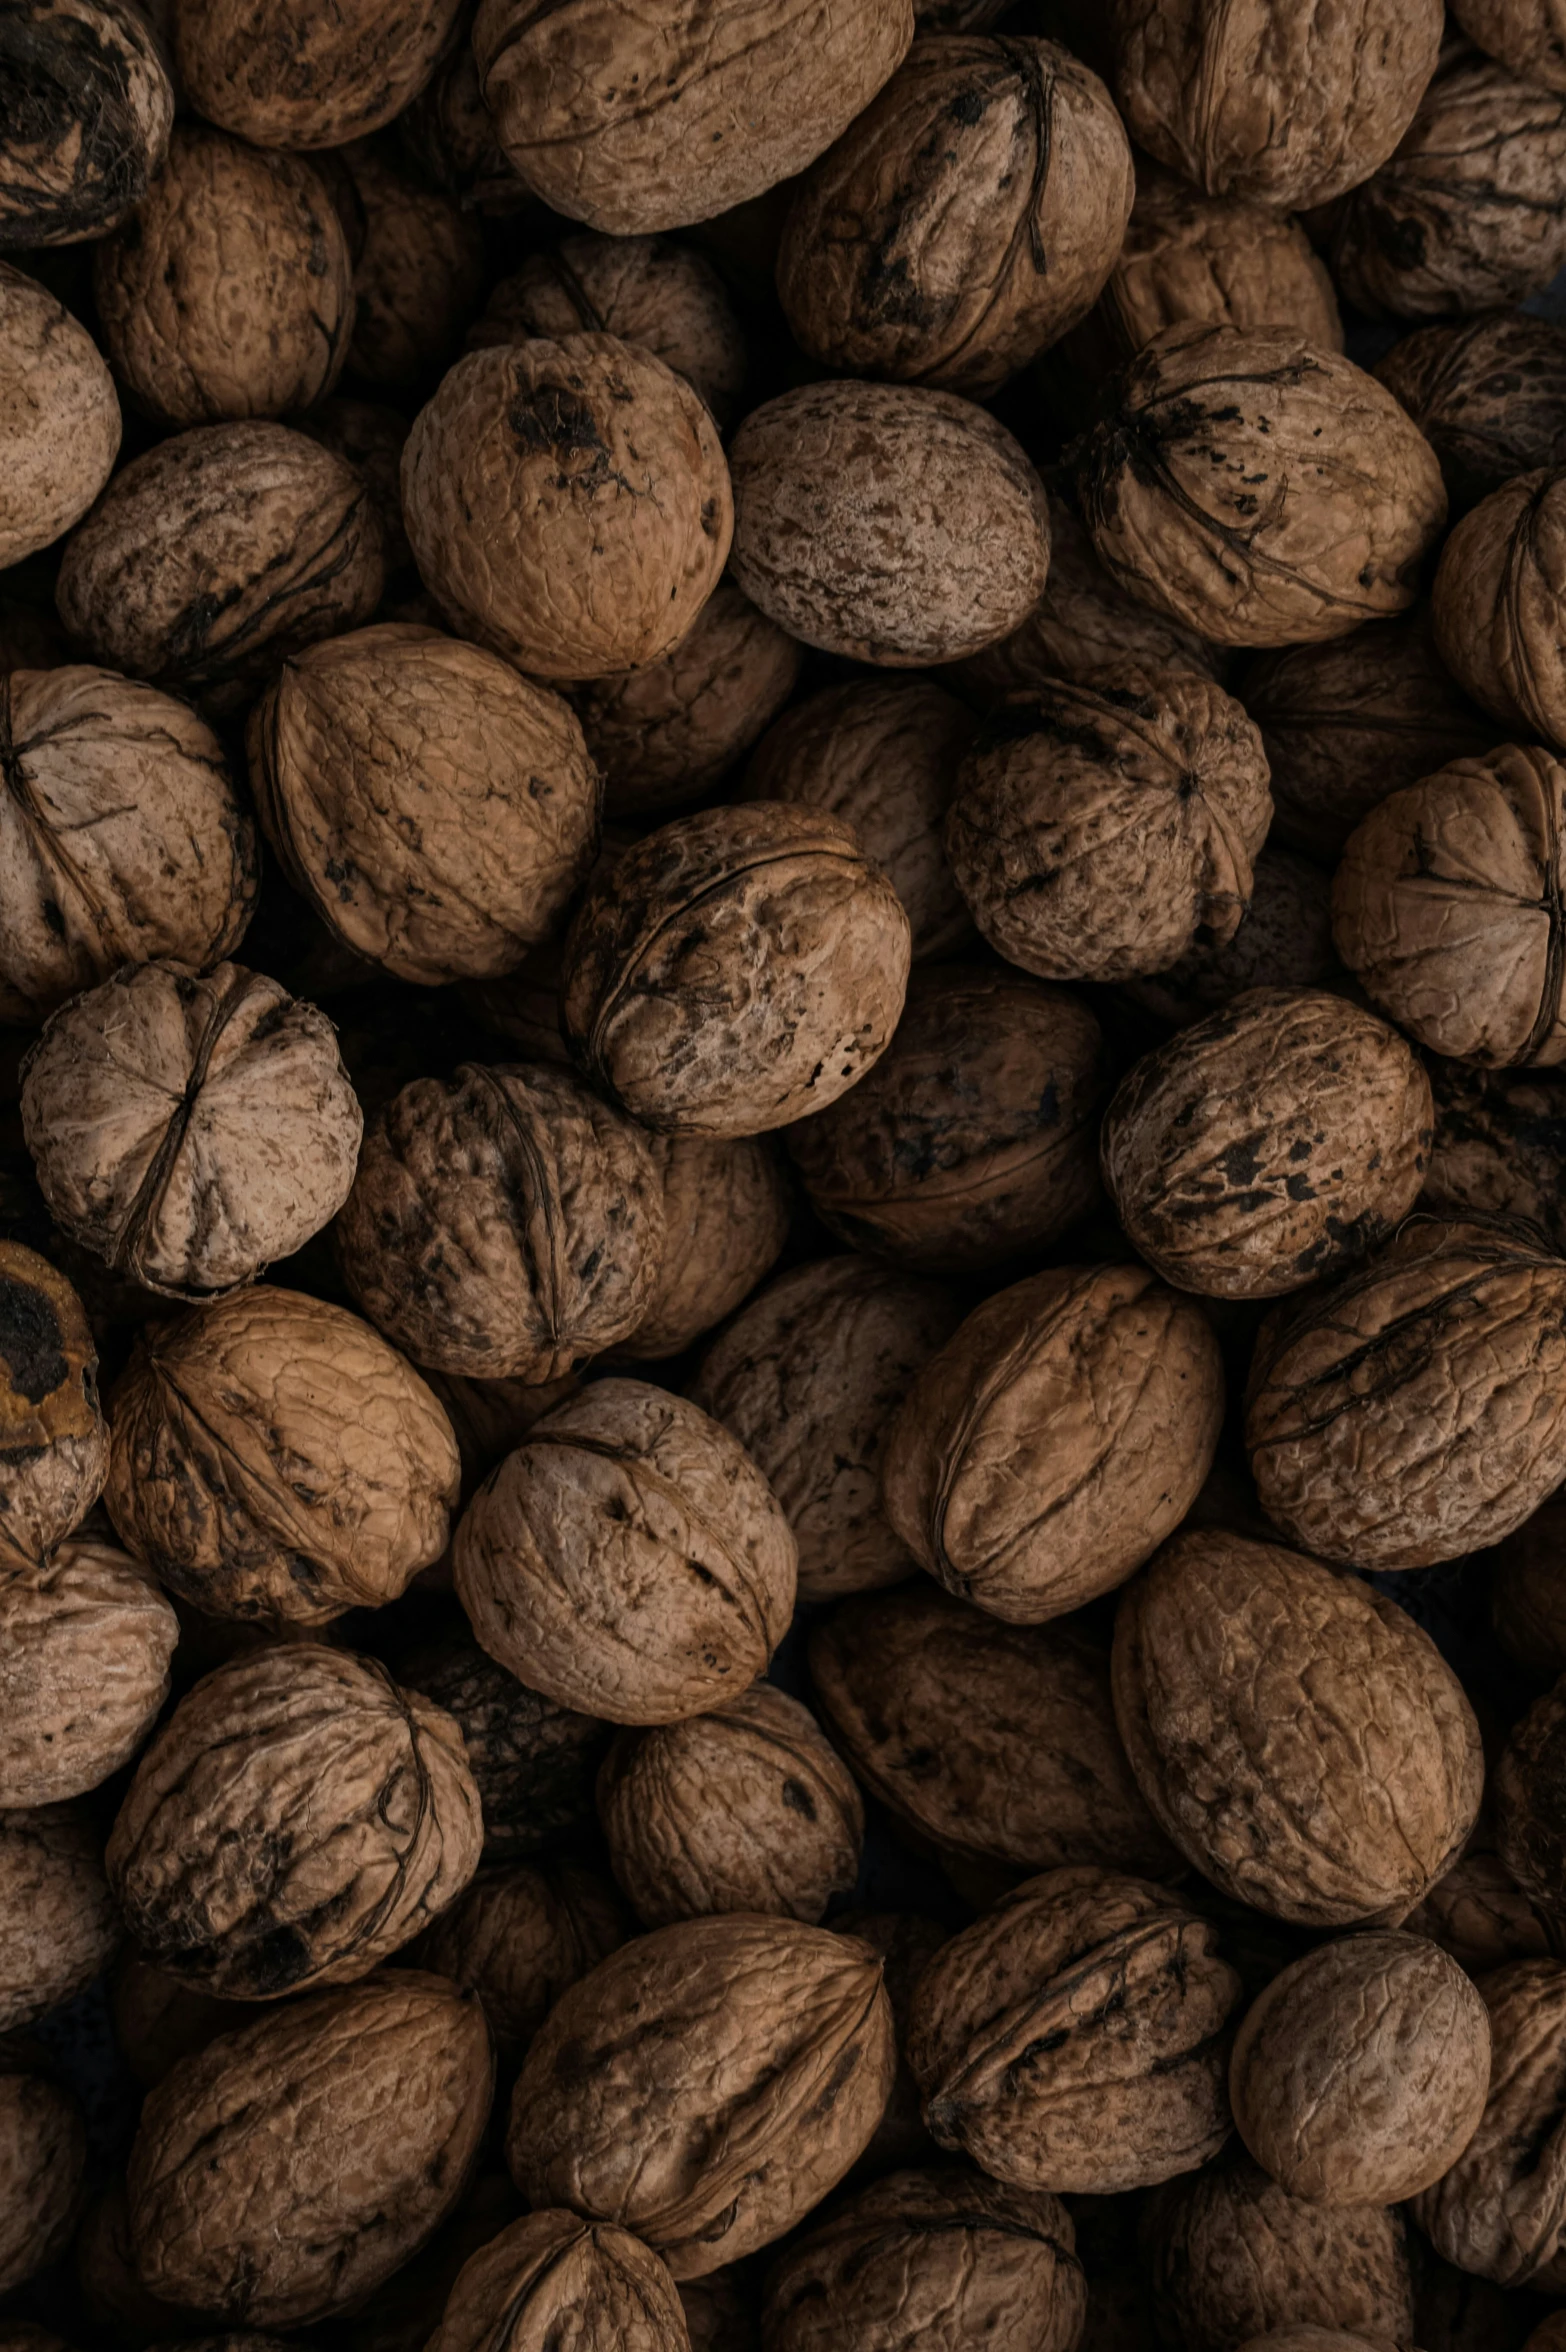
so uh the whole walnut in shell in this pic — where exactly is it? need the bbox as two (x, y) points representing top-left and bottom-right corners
(1433, 469), (1566, 750)
(0, 0), (173, 245)
(334, 1062), (663, 1380)
(0, 1535), (176, 1806)
(729, 381), (1049, 665)
(624, 1133), (791, 1361)
(105, 1286), (460, 1624)
(401, 336), (731, 681)
(560, 804), (911, 1137)
(1405, 1851), (1562, 1976)
(337, 144), (484, 400)
(398, 1626), (608, 1864)
(1069, 325), (1448, 649)
(1496, 1679), (1566, 1915)
(0, 1245), (106, 1568)
(1412, 1959), (1566, 2289)
(172, 0), (464, 147)
(1118, 846), (1343, 1031)
(1451, 0), (1566, 89)
(454, 1378), (796, 1725)
(428, 2210), (688, 2352)
(128, 1971), (494, 2324)
(413, 1860), (627, 2060)
(0, 265), (119, 565)
(508, 1915), (895, 2277)
(0, 2057), (85, 2294)
(681, 2268), (758, 2352)
(0, 1805), (118, 2032)
(1377, 314), (1566, 513)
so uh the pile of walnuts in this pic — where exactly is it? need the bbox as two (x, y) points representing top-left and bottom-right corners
(8, 1), (1566, 2348)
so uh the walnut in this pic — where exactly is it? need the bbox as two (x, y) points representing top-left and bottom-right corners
(1377, 315), (1566, 514)
(0, 265), (120, 566)
(1111, 1526), (1484, 1924)
(412, 1859), (628, 2060)
(294, 397), (413, 580)
(76, 2173), (194, 2343)
(0, 0), (173, 245)
(401, 337), (731, 680)
(1529, 2323), (1566, 2352)
(729, 381), (1049, 665)
(0, 1805), (118, 2033)
(334, 1063), (664, 1379)
(1495, 1500), (1566, 1685)
(508, 1915), (895, 2277)
(1418, 2263), (1543, 2352)
(55, 421), (384, 714)
(1432, 469), (1566, 750)
(335, 2172), (524, 2352)
(104, 1286), (461, 1624)
(1245, 1218), (1566, 1569)
(109, 1952), (254, 2091)
(761, 2166), (1086, 2352)
(0, 2056), (85, 2294)
(809, 1581), (1181, 1884)
(1119, 847), (1342, 1030)
(454, 1378), (796, 1725)
(398, 1625), (609, 1864)
(1451, 0), (1566, 88)
(399, 37), (529, 214)
(560, 804), (911, 1137)
(1068, 325), (1448, 648)
(688, 1256), (962, 1601)
(428, 2210), (688, 2352)
(1412, 1959), (1566, 2289)
(171, 0), (464, 147)
(337, 144), (485, 400)
(1404, 1852), (1562, 1976)
(472, 0), (913, 235)
(1426, 1061), (1566, 1257)
(0, 1535), (178, 1804)
(834, 1910), (948, 2179)
(127, 1971), (494, 2324)
(626, 1134), (790, 1362)
(0, 1244), (106, 1567)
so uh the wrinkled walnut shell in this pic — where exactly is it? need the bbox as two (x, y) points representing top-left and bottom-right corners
(1118, 846), (1343, 1030)
(0, 1244), (106, 1568)
(0, 2061), (85, 2295)
(1412, 1959), (1566, 2290)
(1433, 468), (1566, 752)
(0, 0), (174, 246)
(1425, 1059), (1566, 1253)
(0, 1535), (177, 1806)
(398, 1624), (609, 1865)
(428, 2210), (689, 2352)
(624, 1133), (791, 1362)
(0, 264), (120, 566)
(172, 0), (464, 148)
(412, 1859), (628, 2060)
(1496, 1679), (1566, 1916)
(0, 1805), (119, 2033)
(1404, 1851), (1562, 1977)
(1377, 313), (1566, 512)
(1451, 0), (1566, 89)
(339, 143), (484, 400)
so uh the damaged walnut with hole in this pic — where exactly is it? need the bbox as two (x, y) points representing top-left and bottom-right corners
(0, 1245), (107, 1569)
(625, 1133), (791, 1362)
(0, 2050), (85, 2296)
(0, 265), (120, 567)
(1412, 1959), (1566, 2290)
(171, 0), (465, 148)
(0, 0), (174, 246)
(0, 1534), (177, 1805)
(0, 1806), (119, 2033)
(1377, 314), (1566, 513)
(412, 1859), (628, 2061)
(398, 1625), (609, 1865)
(1433, 468), (1566, 752)
(428, 2209), (689, 2352)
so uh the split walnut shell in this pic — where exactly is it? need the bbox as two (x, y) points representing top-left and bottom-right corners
(1451, 0), (1566, 90)
(398, 1626), (608, 1865)
(1117, 846), (1343, 1031)
(428, 2210), (689, 2352)
(0, 0), (174, 246)
(625, 1133), (791, 1362)
(0, 1805), (119, 2033)
(412, 1860), (627, 2060)
(171, 0), (465, 147)
(0, 264), (119, 566)
(1377, 314), (1566, 512)
(1433, 469), (1566, 751)
(0, 2058), (85, 2295)
(1111, 1526), (1484, 1925)
(1412, 1959), (1566, 2290)
(507, 1915), (896, 2278)
(0, 1244), (107, 1569)
(0, 1535), (177, 1806)
(338, 143), (485, 401)
(1496, 1678), (1566, 1914)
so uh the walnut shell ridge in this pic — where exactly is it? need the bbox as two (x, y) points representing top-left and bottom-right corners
(1412, 1959), (1566, 2289)
(0, 1535), (177, 1808)
(0, 1243), (107, 1570)
(0, 264), (120, 566)
(0, 0), (174, 246)
(412, 1859), (628, 2060)
(172, 0), (465, 148)
(0, 1804), (119, 2034)
(427, 2210), (689, 2352)
(1433, 468), (1566, 752)
(1377, 313), (1566, 513)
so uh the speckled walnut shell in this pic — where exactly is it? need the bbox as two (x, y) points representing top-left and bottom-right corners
(0, 0), (173, 245)
(627, 1133), (790, 1362)
(0, 1245), (106, 1568)
(127, 1971), (494, 2325)
(1377, 314), (1566, 513)
(428, 2210), (688, 2352)
(0, 1805), (118, 2033)
(105, 1286), (461, 1624)
(1412, 1959), (1566, 2289)
(810, 1581), (1180, 1883)
(401, 337), (731, 681)
(172, 0), (464, 147)
(454, 1378), (796, 1725)
(1069, 325), (1448, 649)
(395, 1626), (610, 1863)
(1404, 1851), (1562, 1976)
(333, 1062), (664, 1380)
(55, 421), (384, 714)
(0, 2060), (85, 2294)
(1451, 0), (1566, 89)
(560, 804), (912, 1137)
(338, 144), (484, 399)
(729, 381), (1049, 665)
(761, 2166), (1086, 2352)
(1245, 1218), (1566, 1568)
(1111, 1527), (1484, 1924)
(1119, 847), (1343, 1030)
(109, 1953), (255, 2091)
(0, 1535), (177, 1806)
(412, 1860), (628, 2060)
(507, 1915), (895, 2278)
(883, 1264), (1225, 1626)
(1433, 469), (1566, 751)
(0, 265), (120, 565)
(473, 0), (913, 235)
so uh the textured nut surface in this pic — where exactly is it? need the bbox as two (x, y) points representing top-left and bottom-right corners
(0, 1804), (119, 2033)
(1433, 469), (1566, 751)
(1377, 314), (1566, 512)
(625, 1133), (791, 1362)
(0, 1536), (177, 1807)
(1119, 846), (1342, 1030)
(0, 264), (120, 565)
(172, 0), (464, 146)
(412, 1859), (628, 2059)
(428, 2209), (689, 2352)
(0, 2065), (85, 2295)
(340, 144), (484, 399)
(1404, 1851), (1561, 1976)
(1495, 1497), (1566, 1681)
(1496, 1679), (1566, 1915)
(0, 0), (173, 245)
(0, 1244), (107, 1568)
(398, 1624), (608, 1864)
(1412, 1959), (1566, 2290)
(1451, 0), (1566, 88)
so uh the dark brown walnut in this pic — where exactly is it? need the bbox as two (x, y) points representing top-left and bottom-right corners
(428, 2210), (689, 2352)
(105, 1286), (460, 1624)
(1433, 469), (1566, 751)
(401, 337), (731, 681)
(412, 1860), (628, 2060)
(1426, 1058), (1566, 1256)
(337, 143), (484, 400)
(1229, 1931), (1492, 2205)
(682, 2269), (758, 2352)
(93, 127), (354, 427)
(294, 397), (413, 580)
(907, 1866), (1243, 2193)
(834, 1910), (948, 2179)
(729, 381), (1049, 665)
(454, 1378), (796, 1725)
(883, 1264), (1225, 1625)
(1245, 1218), (1566, 1568)
(0, 2057), (85, 2294)
(460, 941), (573, 1066)
(624, 1134), (791, 1362)
(1119, 847), (1342, 1030)
(76, 2173), (196, 2344)
(55, 421), (385, 715)
(1377, 314), (1566, 514)
(1417, 2260), (1546, 2352)
(0, 1805), (118, 2032)
(762, 2165), (1086, 2352)
(1405, 1852), (1562, 1975)
(1069, 325), (1449, 649)
(1101, 990), (1432, 1301)
(128, 1971), (494, 2324)
(1234, 2335), (1402, 2351)
(109, 1953), (255, 2091)
(0, 594), (68, 675)
(398, 1626), (609, 1864)
(509, 1915), (896, 2277)
(0, 1535), (178, 1804)
(249, 624), (600, 986)
(777, 36), (1133, 397)
(1496, 1500), (1566, 1682)
(1112, 1527), (1484, 1924)
(1451, 0), (1566, 89)
(334, 1063), (663, 1380)
(1109, 0), (1442, 209)
(689, 1256), (962, 1602)
(0, 0), (174, 245)
(561, 804), (912, 1137)
(1413, 1959), (1566, 2289)
(473, 0), (913, 235)
(598, 1680), (864, 1928)
(417, 1373), (581, 1505)
(1496, 1680), (1566, 1916)
(0, 264), (120, 565)
(0, 1244), (106, 1567)
(810, 1581), (1180, 1884)
(1529, 2323), (1566, 2352)
(172, 0), (465, 147)
(399, 33), (531, 212)
(0, 2330), (76, 2352)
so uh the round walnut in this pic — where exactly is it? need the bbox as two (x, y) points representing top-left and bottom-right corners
(338, 143), (485, 400)
(1245, 1217), (1566, 1568)
(1229, 1932), (1492, 2205)
(560, 804), (911, 1137)
(1433, 469), (1566, 751)
(110, 1953), (254, 2091)
(508, 1915), (895, 2278)
(93, 127), (354, 427)
(1412, 1959), (1566, 2289)
(454, 1378), (796, 1725)
(128, 1971), (494, 2325)
(105, 1286), (461, 1624)
(1112, 1526), (1484, 1924)
(1069, 325), (1448, 649)
(729, 381), (1049, 665)
(624, 1134), (791, 1362)
(428, 2210), (688, 2352)
(0, 0), (174, 245)
(1496, 1679), (1566, 1915)
(397, 1627), (609, 1864)
(1451, 0), (1566, 89)
(810, 1581), (1180, 1884)
(1404, 1851), (1561, 1976)
(0, 265), (120, 566)
(0, 1805), (118, 2033)
(334, 1063), (663, 1380)
(412, 1860), (627, 2061)
(55, 421), (384, 713)
(401, 336), (731, 681)
(0, 1245), (106, 1568)
(761, 2166), (1087, 2352)
(0, 2058), (85, 2295)
(0, 1535), (178, 1805)
(171, 0), (464, 147)
(1118, 847), (1342, 1030)
(1377, 314), (1566, 513)
(472, 0), (913, 235)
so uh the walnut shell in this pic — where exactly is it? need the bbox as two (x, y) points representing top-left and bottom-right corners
(1425, 1061), (1566, 1250)
(1433, 469), (1566, 750)
(1404, 1852), (1562, 1977)
(1118, 846), (1342, 1030)
(1495, 1498), (1566, 1683)
(397, 1625), (609, 1864)
(1412, 1959), (1566, 2289)
(104, 1286), (461, 1624)
(1377, 314), (1566, 514)
(560, 804), (912, 1137)
(507, 1915), (896, 2278)
(109, 1952), (255, 2091)
(454, 1377), (796, 1725)
(0, 1804), (118, 2033)
(429, 2210), (689, 2352)
(729, 381), (1050, 666)
(624, 1133), (791, 1362)
(1496, 1680), (1566, 1916)
(399, 34), (527, 213)
(0, 0), (174, 245)
(1451, 0), (1566, 89)
(688, 1256), (962, 1602)
(334, 1062), (664, 1380)
(0, 264), (120, 565)
(127, 1971), (494, 2324)
(401, 336), (731, 681)
(333, 2172), (525, 2352)
(172, 0), (464, 147)
(294, 396), (413, 579)
(0, 1535), (178, 1805)
(76, 2173), (194, 2343)
(832, 1909), (948, 2181)
(338, 144), (484, 400)
(0, 1243), (106, 1567)
(412, 1859), (628, 2060)
(1069, 325), (1448, 649)
(0, 2061), (85, 2294)
(1111, 1526), (1484, 1925)
(809, 1581), (1181, 1883)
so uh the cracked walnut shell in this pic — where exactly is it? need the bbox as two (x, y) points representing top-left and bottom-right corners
(412, 1859), (627, 2060)
(1412, 1959), (1566, 2290)
(0, 1535), (177, 1806)
(1433, 468), (1566, 753)
(0, 1805), (118, 2034)
(171, 0), (464, 148)
(428, 2210), (689, 2352)
(0, 0), (173, 247)
(0, 1245), (106, 1570)
(0, 264), (120, 567)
